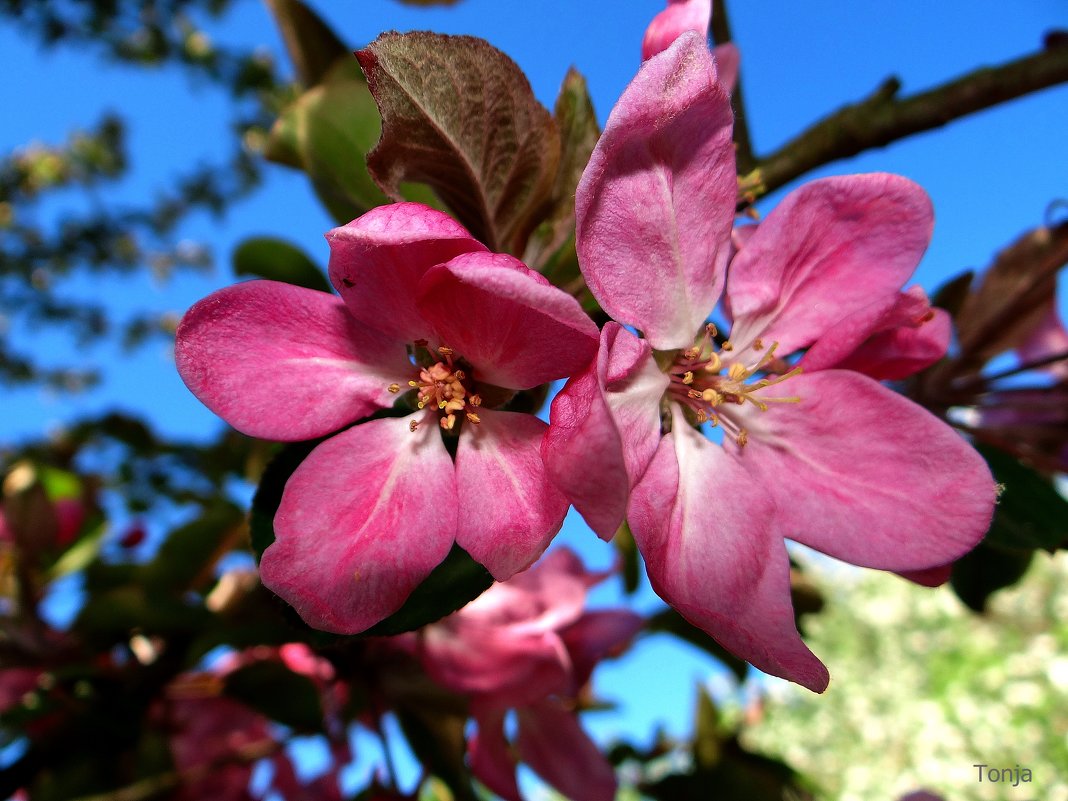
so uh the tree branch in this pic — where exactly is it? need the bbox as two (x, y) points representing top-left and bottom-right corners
(710, 0), (754, 173)
(753, 38), (1068, 197)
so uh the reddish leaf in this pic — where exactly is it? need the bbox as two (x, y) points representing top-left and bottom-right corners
(955, 222), (1068, 368)
(357, 32), (560, 255)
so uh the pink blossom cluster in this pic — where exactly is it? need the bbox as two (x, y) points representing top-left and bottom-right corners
(175, 0), (994, 707)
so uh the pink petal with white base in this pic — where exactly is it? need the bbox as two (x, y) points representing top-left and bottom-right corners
(802, 286), (950, 380)
(577, 33), (735, 350)
(175, 280), (410, 441)
(641, 0), (711, 61)
(544, 324), (668, 539)
(455, 410), (569, 580)
(516, 700), (618, 801)
(738, 371), (995, 571)
(327, 202), (486, 342)
(629, 407), (829, 691)
(417, 252), (598, 389)
(727, 174), (933, 356)
(260, 414), (457, 633)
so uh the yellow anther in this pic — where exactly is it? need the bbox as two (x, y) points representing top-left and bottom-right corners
(696, 410), (708, 423)
(688, 389), (703, 400)
(466, 412), (481, 424)
(701, 388), (722, 404)
(703, 352), (722, 373)
(453, 369), (465, 380)
(728, 362), (748, 381)
(438, 345), (454, 356)
(682, 346), (700, 361)
(440, 414), (456, 431)
(736, 430), (749, 447)
(408, 380), (419, 387)
(444, 399), (464, 413)
(417, 401), (426, 409)
(469, 394), (482, 407)
(721, 341), (733, 352)
(682, 371), (694, 385)
(753, 339), (764, 351)
(705, 323), (718, 337)
(388, 383), (401, 393)
(409, 420), (419, 432)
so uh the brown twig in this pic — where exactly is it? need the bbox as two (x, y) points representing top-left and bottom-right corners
(710, 0), (754, 173)
(752, 37), (1068, 198)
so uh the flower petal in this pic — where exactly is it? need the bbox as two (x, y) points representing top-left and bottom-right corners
(543, 323), (668, 539)
(416, 252), (598, 389)
(738, 370), (995, 571)
(713, 42), (740, 94)
(629, 406), (829, 691)
(641, 0), (711, 61)
(576, 33), (735, 349)
(559, 610), (644, 692)
(461, 546), (594, 635)
(420, 619), (570, 706)
(897, 564), (953, 587)
(455, 410), (569, 580)
(327, 202), (487, 343)
(175, 280), (410, 441)
(259, 414), (457, 633)
(516, 701), (618, 801)
(802, 286), (950, 380)
(726, 174), (934, 356)
(469, 707), (522, 801)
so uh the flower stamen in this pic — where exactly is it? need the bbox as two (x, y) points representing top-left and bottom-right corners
(667, 333), (802, 448)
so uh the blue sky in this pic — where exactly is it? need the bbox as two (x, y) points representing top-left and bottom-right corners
(3, 0), (1068, 777)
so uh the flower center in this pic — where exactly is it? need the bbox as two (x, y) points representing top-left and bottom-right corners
(387, 342), (482, 432)
(666, 324), (802, 447)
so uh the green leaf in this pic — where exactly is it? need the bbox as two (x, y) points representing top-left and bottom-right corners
(224, 660), (324, 732)
(264, 0), (350, 88)
(394, 704), (478, 801)
(75, 586), (211, 640)
(524, 67), (600, 276)
(693, 685), (722, 770)
(612, 520), (641, 595)
(950, 541), (1034, 612)
(266, 59), (392, 222)
(142, 504), (245, 592)
(357, 32), (560, 255)
(46, 526), (105, 580)
(645, 609), (749, 682)
(978, 444), (1068, 552)
(232, 236), (332, 292)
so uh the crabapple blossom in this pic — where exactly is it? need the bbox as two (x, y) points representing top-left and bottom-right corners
(409, 548), (643, 801)
(176, 203), (597, 633)
(543, 33), (996, 692)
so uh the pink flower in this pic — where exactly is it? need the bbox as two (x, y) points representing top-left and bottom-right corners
(176, 203), (598, 633)
(543, 34), (996, 692)
(412, 548), (643, 801)
(641, 0), (738, 93)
